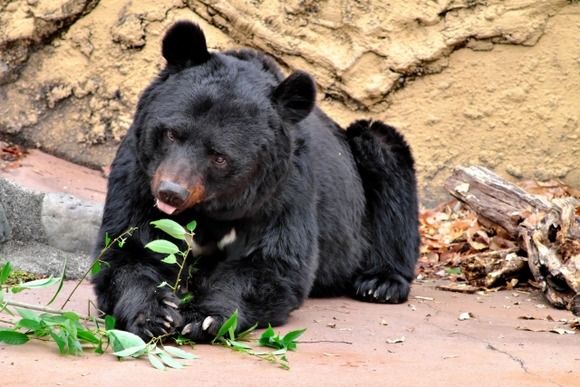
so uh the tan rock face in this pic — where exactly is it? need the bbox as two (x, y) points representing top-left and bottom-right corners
(0, 0), (578, 204)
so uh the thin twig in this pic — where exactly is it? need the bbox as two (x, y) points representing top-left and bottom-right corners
(6, 300), (105, 325)
(0, 317), (16, 325)
(297, 340), (353, 345)
(61, 227), (137, 309)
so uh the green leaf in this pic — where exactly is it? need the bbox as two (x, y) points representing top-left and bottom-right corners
(260, 325), (275, 339)
(212, 310), (239, 344)
(91, 261), (102, 276)
(15, 318), (41, 331)
(105, 233), (111, 247)
(180, 292), (193, 304)
(157, 281), (170, 288)
(0, 262), (11, 285)
(161, 254), (178, 264)
(145, 240), (180, 255)
(64, 318), (79, 337)
(228, 339), (252, 350)
(257, 326), (306, 353)
(186, 220), (197, 232)
(158, 351), (185, 368)
(77, 329), (101, 345)
(105, 315), (116, 331)
(40, 314), (69, 324)
(147, 353), (166, 370)
(106, 329), (147, 353)
(15, 307), (39, 322)
(151, 219), (187, 240)
(66, 333), (83, 355)
(62, 311), (80, 321)
(445, 267), (462, 275)
(95, 341), (105, 355)
(113, 344), (147, 357)
(258, 328), (279, 348)
(163, 346), (199, 360)
(272, 348), (287, 356)
(46, 259), (67, 306)
(282, 328), (307, 346)
(50, 331), (67, 354)
(173, 335), (196, 347)
(0, 330), (30, 345)
(11, 276), (61, 293)
(236, 322), (258, 341)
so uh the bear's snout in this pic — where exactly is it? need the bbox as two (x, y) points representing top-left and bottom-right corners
(158, 180), (190, 208)
(153, 178), (204, 215)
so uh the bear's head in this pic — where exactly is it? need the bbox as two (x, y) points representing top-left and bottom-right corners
(132, 21), (316, 219)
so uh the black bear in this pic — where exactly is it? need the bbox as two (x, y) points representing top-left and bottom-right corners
(92, 21), (420, 341)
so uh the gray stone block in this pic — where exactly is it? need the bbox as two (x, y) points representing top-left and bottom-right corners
(0, 239), (90, 279)
(0, 177), (103, 279)
(0, 203), (10, 243)
(41, 193), (103, 254)
(0, 178), (47, 242)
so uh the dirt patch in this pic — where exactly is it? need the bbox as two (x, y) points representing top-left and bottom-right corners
(0, 0), (578, 204)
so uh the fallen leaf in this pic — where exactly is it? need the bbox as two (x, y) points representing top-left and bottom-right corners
(550, 328), (576, 335)
(436, 283), (479, 294)
(459, 312), (474, 321)
(386, 336), (405, 344)
(517, 316), (538, 320)
(517, 326), (547, 332)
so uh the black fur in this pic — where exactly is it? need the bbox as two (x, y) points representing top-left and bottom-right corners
(92, 21), (420, 341)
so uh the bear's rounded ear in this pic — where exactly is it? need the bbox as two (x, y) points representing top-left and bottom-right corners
(273, 71), (316, 124)
(162, 21), (211, 69)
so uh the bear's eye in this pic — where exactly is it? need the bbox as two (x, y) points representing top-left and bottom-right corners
(212, 154), (227, 166)
(166, 130), (179, 142)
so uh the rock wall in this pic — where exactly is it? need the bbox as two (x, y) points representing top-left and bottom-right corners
(1, 0), (578, 205)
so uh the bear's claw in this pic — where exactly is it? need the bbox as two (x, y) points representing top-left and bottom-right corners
(354, 273), (411, 304)
(202, 316), (215, 331)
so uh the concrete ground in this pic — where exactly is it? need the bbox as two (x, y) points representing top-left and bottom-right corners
(1, 150), (578, 386)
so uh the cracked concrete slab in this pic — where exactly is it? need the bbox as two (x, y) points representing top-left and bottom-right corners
(1, 281), (577, 386)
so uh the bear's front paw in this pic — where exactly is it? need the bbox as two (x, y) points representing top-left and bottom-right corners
(353, 273), (411, 304)
(122, 291), (183, 340)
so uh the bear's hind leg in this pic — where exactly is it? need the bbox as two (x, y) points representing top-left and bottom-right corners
(346, 120), (420, 304)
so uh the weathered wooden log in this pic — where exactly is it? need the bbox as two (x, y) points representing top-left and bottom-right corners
(459, 248), (526, 288)
(445, 166), (580, 316)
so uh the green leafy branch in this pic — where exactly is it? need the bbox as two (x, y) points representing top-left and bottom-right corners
(145, 219), (197, 295)
(106, 328), (198, 370)
(60, 227), (137, 310)
(145, 220), (308, 369)
(0, 225), (198, 370)
(1, 218), (308, 371)
(211, 310), (307, 370)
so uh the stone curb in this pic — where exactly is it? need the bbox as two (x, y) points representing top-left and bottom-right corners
(0, 177), (103, 279)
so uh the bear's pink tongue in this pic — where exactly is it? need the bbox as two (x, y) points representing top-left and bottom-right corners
(156, 199), (177, 215)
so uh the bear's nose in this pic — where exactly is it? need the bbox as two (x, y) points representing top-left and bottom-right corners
(158, 180), (190, 208)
